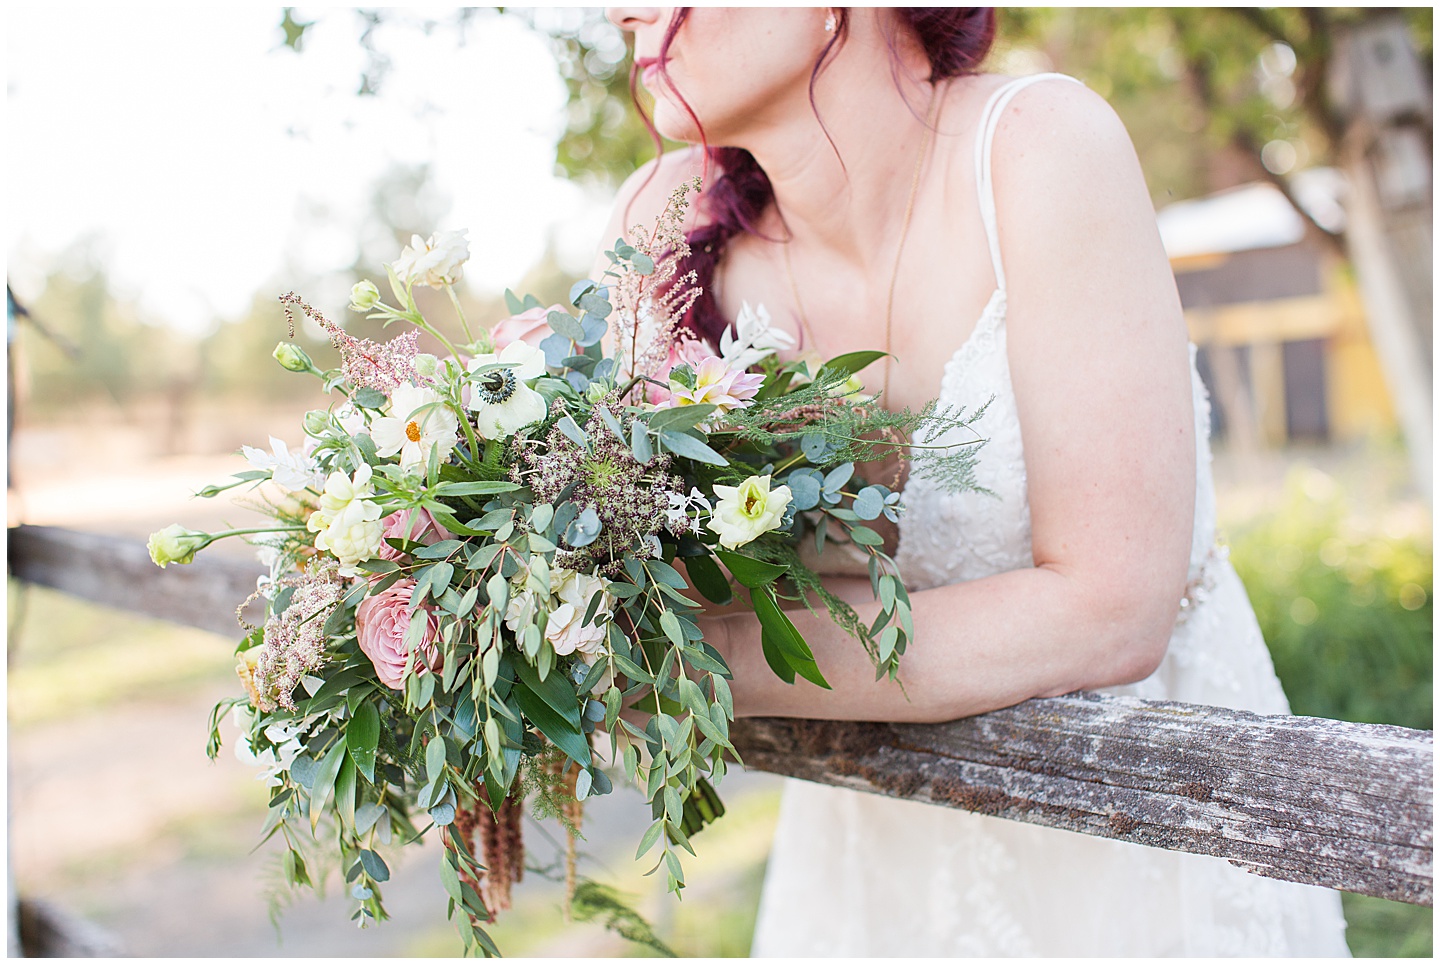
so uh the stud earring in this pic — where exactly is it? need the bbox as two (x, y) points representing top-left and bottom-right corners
(824, 11), (836, 33)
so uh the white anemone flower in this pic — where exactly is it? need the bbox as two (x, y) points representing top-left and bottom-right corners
(372, 384), (459, 471)
(467, 342), (548, 440)
(241, 436), (323, 491)
(720, 301), (796, 371)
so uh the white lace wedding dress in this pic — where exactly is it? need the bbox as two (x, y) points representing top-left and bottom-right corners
(749, 74), (1352, 957)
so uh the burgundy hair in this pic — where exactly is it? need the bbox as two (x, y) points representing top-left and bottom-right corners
(631, 8), (998, 348)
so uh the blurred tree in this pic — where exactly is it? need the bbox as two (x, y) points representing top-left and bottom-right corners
(506, 7), (683, 188)
(18, 244), (175, 419)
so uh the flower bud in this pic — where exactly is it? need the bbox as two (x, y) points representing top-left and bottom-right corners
(272, 341), (317, 374)
(302, 410), (332, 437)
(349, 279), (381, 312)
(147, 524), (211, 568)
(413, 353), (441, 380)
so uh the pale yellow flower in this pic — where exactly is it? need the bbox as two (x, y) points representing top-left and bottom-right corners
(707, 475), (792, 550)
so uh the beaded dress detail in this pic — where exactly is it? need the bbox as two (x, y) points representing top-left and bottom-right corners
(749, 74), (1351, 957)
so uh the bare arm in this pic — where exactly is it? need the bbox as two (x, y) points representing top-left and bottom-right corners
(711, 81), (1195, 723)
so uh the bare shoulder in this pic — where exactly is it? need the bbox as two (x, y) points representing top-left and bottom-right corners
(988, 76), (1146, 204)
(591, 145), (709, 278)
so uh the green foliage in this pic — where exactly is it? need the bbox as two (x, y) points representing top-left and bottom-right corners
(1227, 469), (1432, 731)
(1342, 893), (1434, 958)
(571, 880), (677, 957)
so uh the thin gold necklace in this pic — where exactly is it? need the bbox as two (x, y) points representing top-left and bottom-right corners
(782, 83), (941, 403)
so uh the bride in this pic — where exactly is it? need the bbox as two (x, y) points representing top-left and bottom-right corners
(598, 7), (1351, 956)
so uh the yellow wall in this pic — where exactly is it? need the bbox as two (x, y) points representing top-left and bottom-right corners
(1173, 254), (1397, 442)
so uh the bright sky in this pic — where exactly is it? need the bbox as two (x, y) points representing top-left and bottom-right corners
(7, 6), (614, 334)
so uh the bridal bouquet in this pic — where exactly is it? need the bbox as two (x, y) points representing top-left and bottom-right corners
(148, 178), (985, 955)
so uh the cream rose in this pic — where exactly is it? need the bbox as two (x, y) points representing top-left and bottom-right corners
(546, 569), (613, 657)
(314, 499), (384, 569)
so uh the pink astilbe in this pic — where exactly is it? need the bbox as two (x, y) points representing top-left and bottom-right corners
(253, 559), (348, 711)
(280, 292), (418, 392)
(612, 177), (704, 397)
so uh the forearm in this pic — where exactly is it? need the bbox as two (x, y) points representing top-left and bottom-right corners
(710, 565), (1174, 723)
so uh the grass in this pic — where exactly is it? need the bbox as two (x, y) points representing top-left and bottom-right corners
(1343, 893), (1433, 958)
(7, 581), (238, 727)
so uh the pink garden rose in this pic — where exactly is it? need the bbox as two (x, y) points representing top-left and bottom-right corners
(377, 508), (453, 563)
(489, 304), (567, 350)
(355, 580), (441, 690)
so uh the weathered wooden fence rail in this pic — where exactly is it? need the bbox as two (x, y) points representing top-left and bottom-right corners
(8, 524), (1433, 907)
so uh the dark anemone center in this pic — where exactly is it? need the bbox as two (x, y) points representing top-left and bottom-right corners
(475, 368), (517, 405)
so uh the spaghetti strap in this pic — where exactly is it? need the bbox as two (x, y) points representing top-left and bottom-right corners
(974, 73), (1084, 294)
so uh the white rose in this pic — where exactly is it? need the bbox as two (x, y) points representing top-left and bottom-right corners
(707, 474), (793, 550)
(391, 229), (470, 288)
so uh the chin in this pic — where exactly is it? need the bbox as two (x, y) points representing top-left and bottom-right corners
(651, 100), (704, 145)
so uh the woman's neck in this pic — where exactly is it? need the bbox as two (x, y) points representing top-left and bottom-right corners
(733, 16), (939, 268)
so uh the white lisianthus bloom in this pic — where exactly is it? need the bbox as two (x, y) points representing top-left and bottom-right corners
(147, 523), (211, 567)
(314, 498), (384, 569)
(719, 301), (796, 371)
(708, 474), (793, 550)
(349, 279), (381, 312)
(311, 463), (375, 522)
(467, 342), (548, 440)
(391, 229), (470, 288)
(242, 436), (323, 491)
(371, 384), (459, 471)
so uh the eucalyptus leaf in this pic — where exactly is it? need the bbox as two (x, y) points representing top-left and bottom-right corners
(346, 701), (380, 784)
(556, 415), (588, 448)
(787, 470), (822, 511)
(658, 430), (727, 467)
(631, 420), (653, 464)
(568, 279), (596, 305)
(565, 506), (602, 548)
(539, 331), (571, 368)
(547, 310), (585, 341)
(853, 486), (885, 520)
(578, 313), (608, 346)
(359, 848), (391, 883)
(352, 387), (388, 409)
